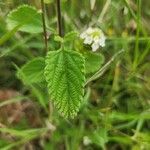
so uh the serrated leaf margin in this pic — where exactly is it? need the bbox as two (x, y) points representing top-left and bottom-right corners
(44, 49), (85, 118)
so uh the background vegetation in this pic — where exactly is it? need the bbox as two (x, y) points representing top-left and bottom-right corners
(0, 0), (150, 149)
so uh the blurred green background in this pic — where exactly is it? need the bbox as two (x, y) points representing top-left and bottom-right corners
(0, 0), (150, 150)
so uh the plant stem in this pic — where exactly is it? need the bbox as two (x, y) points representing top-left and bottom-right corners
(98, 0), (111, 24)
(41, 0), (48, 53)
(133, 0), (141, 70)
(56, 0), (62, 37)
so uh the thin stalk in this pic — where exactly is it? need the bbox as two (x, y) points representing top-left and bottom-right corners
(133, 0), (141, 69)
(0, 96), (28, 107)
(98, 0), (111, 24)
(0, 25), (21, 46)
(123, 0), (137, 20)
(41, 0), (48, 53)
(56, 0), (62, 37)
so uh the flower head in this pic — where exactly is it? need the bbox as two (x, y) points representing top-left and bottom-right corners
(83, 136), (92, 146)
(80, 27), (106, 51)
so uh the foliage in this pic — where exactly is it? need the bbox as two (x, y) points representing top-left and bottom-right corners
(6, 5), (43, 33)
(17, 57), (45, 84)
(0, 0), (150, 150)
(45, 49), (85, 118)
(84, 52), (104, 74)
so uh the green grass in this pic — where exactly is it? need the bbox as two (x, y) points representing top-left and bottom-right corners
(0, 0), (150, 149)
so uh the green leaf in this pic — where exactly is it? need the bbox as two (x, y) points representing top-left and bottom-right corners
(84, 52), (104, 74)
(6, 5), (43, 33)
(54, 35), (64, 43)
(64, 31), (78, 42)
(17, 57), (45, 84)
(31, 84), (49, 109)
(90, 128), (108, 149)
(45, 49), (85, 118)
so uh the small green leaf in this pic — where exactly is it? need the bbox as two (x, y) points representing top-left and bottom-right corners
(17, 57), (45, 84)
(90, 128), (108, 149)
(84, 52), (104, 74)
(6, 5), (43, 33)
(54, 35), (64, 43)
(45, 49), (85, 118)
(64, 31), (78, 42)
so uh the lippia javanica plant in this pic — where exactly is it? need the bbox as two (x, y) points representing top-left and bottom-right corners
(7, 2), (106, 119)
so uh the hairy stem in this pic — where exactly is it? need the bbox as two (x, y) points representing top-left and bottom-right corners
(41, 0), (48, 53)
(56, 0), (62, 37)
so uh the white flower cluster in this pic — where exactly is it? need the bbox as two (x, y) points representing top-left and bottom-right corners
(80, 27), (106, 52)
(83, 136), (92, 146)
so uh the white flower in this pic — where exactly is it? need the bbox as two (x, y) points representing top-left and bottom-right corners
(84, 36), (93, 44)
(93, 36), (99, 43)
(99, 36), (106, 47)
(86, 27), (93, 34)
(92, 42), (99, 51)
(83, 136), (92, 146)
(80, 27), (106, 52)
(80, 32), (87, 39)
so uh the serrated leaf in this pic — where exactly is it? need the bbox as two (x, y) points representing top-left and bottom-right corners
(17, 57), (45, 84)
(7, 5), (43, 33)
(45, 49), (85, 118)
(84, 52), (104, 74)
